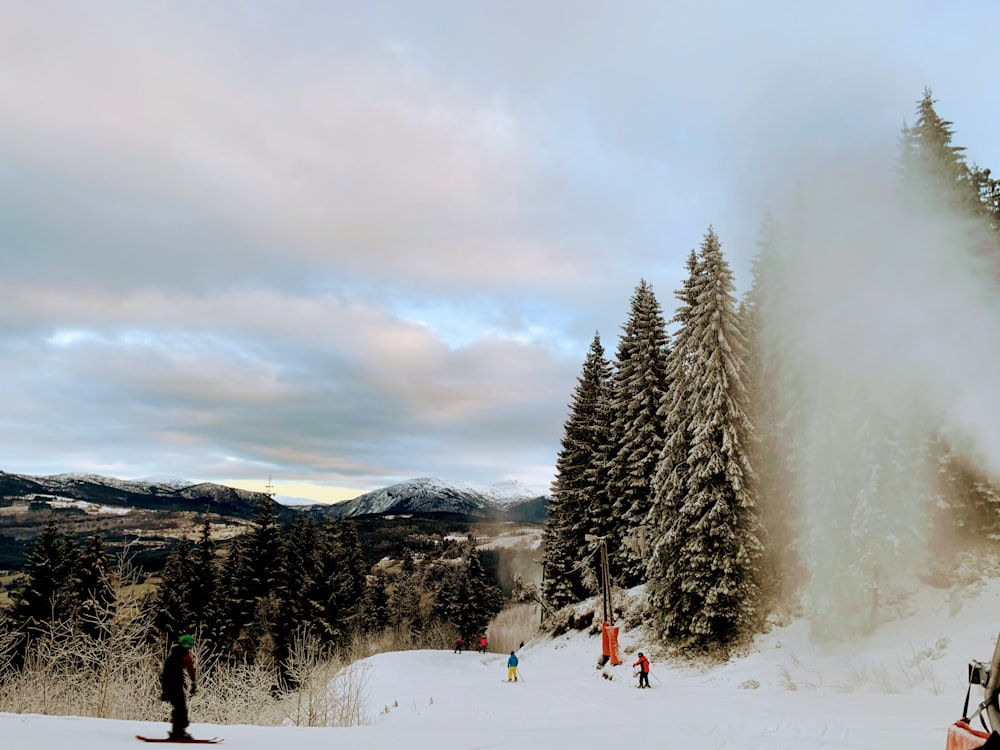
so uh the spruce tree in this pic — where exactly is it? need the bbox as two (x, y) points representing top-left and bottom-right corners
(433, 546), (503, 642)
(607, 280), (671, 587)
(11, 516), (79, 638)
(648, 228), (762, 652)
(188, 518), (220, 645)
(647, 250), (699, 617)
(326, 521), (369, 642)
(76, 530), (115, 639)
(362, 570), (391, 633)
(155, 539), (195, 641)
(544, 332), (613, 609)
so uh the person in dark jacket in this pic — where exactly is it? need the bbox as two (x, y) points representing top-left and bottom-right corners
(160, 634), (197, 740)
(453, 636), (463, 654)
(633, 652), (650, 688)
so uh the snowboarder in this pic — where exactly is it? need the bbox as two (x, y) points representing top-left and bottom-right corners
(479, 636), (488, 653)
(454, 636), (463, 654)
(633, 652), (650, 689)
(160, 634), (197, 740)
(507, 650), (519, 682)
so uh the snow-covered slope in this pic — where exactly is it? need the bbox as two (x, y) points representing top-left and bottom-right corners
(3, 572), (995, 749)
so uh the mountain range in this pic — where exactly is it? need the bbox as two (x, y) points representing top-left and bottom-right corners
(309, 477), (549, 522)
(0, 470), (550, 524)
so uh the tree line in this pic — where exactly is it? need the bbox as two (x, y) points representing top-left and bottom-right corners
(3, 495), (505, 688)
(542, 88), (1000, 656)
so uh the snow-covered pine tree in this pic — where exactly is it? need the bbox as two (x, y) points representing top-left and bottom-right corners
(607, 280), (671, 587)
(543, 332), (613, 609)
(899, 88), (980, 217)
(649, 228), (762, 652)
(898, 89), (1000, 546)
(646, 250), (699, 619)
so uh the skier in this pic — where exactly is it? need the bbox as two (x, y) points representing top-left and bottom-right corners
(454, 636), (463, 654)
(479, 636), (488, 653)
(507, 650), (519, 682)
(160, 634), (197, 740)
(633, 652), (650, 689)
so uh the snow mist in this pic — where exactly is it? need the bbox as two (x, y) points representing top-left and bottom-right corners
(758, 153), (1000, 637)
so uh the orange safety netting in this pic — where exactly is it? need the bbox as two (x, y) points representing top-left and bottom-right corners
(601, 622), (622, 666)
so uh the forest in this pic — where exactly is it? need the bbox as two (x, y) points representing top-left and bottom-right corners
(541, 88), (1000, 656)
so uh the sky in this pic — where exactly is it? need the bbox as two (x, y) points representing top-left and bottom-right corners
(6, 573), (1000, 749)
(2, 2), (1000, 503)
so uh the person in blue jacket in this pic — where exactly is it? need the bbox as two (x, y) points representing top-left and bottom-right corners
(507, 650), (519, 682)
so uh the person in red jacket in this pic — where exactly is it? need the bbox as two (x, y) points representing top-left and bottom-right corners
(633, 652), (650, 689)
(479, 636), (488, 653)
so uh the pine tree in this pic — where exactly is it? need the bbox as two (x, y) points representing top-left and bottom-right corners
(362, 570), (391, 632)
(11, 516), (79, 639)
(188, 518), (220, 645)
(76, 530), (115, 639)
(607, 280), (671, 586)
(433, 546), (504, 641)
(543, 332), (613, 609)
(155, 539), (196, 641)
(326, 521), (369, 642)
(387, 568), (422, 634)
(648, 228), (763, 652)
(897, 88), (1000, 549)
(646, 250), (699, 617)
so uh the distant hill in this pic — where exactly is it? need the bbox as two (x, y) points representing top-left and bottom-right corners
(311, 477), (549, 523)
(0, 470), (287, 520)
(0, 471), (549, 571)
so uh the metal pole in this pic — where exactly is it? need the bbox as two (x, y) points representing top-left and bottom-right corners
(600, 540), (609, 624)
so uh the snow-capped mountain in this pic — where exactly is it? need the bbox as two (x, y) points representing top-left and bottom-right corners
(0, 469), (285, 521)
(320, 477), (549, 521)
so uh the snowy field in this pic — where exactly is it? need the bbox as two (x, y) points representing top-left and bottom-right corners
(5, 575), (1000, 749)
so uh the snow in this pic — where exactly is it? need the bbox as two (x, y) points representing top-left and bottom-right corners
(4, 575), (999, 749)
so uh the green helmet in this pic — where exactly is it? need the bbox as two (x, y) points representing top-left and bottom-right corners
(178, 634), (195, 649)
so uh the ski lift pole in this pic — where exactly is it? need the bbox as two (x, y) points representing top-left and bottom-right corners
(584, 534), (609, 624)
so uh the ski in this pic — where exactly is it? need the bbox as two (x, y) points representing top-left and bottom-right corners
(136, 736), (223, 744)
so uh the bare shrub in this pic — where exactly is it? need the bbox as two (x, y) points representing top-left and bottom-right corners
(274, 630), (372, 728)
(486, 603), (539, 653)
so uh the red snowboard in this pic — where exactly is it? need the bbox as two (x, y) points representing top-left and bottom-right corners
(136, 736), (222, 744)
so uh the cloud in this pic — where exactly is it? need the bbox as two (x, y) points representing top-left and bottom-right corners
(2, 1), (999, 496)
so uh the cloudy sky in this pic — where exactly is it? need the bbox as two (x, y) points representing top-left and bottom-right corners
(1, 1), (998, 503)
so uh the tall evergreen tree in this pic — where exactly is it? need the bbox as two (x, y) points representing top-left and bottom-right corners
(362, 570), (391, 633)
(188, 518), (220, 644)
(76, 530), (115, 639)
(11, 516), (79, 638)
(543, 332), (613, 609)
(155, 539), (195, 641)
(647, 250), (700, 610)
(433, 546), (504, 642)
(326, 521), (369, 641)
(607, 280), (671, 587)
(647, 228), (762, 652)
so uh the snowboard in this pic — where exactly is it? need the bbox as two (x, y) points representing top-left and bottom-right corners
(136, 736), (223, 744)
